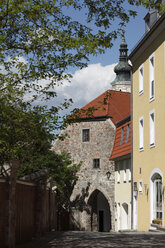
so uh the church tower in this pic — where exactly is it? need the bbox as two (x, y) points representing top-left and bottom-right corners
(111, 32), (132, 92)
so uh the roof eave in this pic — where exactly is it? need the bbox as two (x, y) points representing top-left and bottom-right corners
(115, 115), (131, 127)
(69, 115), (111, 123)
(129, 13), (165, 60)
(110, 153), (131, 162)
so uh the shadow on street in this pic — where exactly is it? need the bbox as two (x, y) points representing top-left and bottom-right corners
(16, 231), (165, 248)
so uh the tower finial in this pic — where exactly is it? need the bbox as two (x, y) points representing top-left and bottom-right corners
(122, 30), (126, 43)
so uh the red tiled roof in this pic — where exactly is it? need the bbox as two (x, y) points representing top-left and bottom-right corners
(78, 90), (130, 125)
(110, 119), (131, 160)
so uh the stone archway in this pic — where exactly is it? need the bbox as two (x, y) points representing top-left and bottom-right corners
(87, 189), (111, 232)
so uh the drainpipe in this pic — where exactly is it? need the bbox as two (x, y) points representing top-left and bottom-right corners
(130, 65), (134, 230)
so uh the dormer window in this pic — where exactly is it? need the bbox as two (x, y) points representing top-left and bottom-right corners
(125, 124), (130, 143)
(145, 16), (150, 33)
(120, 127), (124, 145)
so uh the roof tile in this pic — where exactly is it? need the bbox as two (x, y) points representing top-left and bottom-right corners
(110, 120), (131, 160)
(79, 90), (131, 124)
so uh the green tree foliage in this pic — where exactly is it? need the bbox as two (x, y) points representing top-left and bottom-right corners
(0, 96), (80, 209)
(0, 97), (51, 168)
(0, 0), (153, 103)
(45, 151), (81, 211)
(0, 0), (164, 199)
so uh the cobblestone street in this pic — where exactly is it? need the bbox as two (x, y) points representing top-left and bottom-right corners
(16, 231), (165, 248)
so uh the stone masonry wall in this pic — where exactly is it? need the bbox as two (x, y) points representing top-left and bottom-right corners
(53, 118), (116, 231)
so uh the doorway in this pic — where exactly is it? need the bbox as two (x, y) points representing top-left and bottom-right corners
(133, 194), (137, 230)
(88, 189), (111, 232)
(99, 210), (104, 232)
(121, 203), (128, 230)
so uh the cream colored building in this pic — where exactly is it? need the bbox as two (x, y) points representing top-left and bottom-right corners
(110, 118), (131, 231)
(129, 11), (165, 231)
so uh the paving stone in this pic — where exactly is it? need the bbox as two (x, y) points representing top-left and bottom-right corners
(16, 231), (165, 248)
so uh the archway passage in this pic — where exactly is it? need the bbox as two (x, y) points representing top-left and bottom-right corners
(87, 189), (111, 232)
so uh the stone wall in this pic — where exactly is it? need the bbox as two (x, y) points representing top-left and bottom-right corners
(53, 118), (116, 231)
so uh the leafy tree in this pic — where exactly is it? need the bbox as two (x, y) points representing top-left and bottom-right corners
(0, 96), (79, 191)
(1, 0), (164, 219)
(43, 151), (81, 211)
(0, 0), (164, 126)
(0, 96), (80, 236)
(0, 0), (164, 209)
(0, 1), (164, 245)
(1, 0), (164, 106)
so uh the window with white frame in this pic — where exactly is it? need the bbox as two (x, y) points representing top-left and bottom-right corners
(123, 161), (126, 182)
(125, 124), (130, 143)
(128, 159), (131, 181)
(139, 65), (143, 95)
(117, 162), (120, 183)
(139, 180), (143, 193)
(149, 54), (154, 101)
(120, 127), (124, 145)
(149, 110), (155, 147)
(139, 117), (144, 151)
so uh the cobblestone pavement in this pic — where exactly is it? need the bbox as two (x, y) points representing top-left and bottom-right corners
(16, 231), (165, 248)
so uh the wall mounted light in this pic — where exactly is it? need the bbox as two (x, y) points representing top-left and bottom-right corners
(106, 171), (111, 180)
(144, 184), (147, 194)
(144, 184), (149, 195)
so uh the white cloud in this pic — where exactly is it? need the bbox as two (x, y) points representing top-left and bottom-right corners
(1, 58), (116, 117)
(56, 63), (116, 110)
(9, 62), (115, 115)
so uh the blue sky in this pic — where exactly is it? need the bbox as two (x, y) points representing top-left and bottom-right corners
(52, 3), (148, 118)
(63, 2), (148, 67)
(88, 5), (148, 66)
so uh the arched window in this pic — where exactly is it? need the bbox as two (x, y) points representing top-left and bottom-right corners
(151, 173), (162, 220)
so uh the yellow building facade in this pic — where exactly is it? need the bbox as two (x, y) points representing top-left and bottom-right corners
(129, 13), (165, 231)
(115, 158), (132, 231)
(110, 118), (131, 231)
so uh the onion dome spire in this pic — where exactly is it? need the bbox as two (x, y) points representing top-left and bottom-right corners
(111, 31), (132, 92)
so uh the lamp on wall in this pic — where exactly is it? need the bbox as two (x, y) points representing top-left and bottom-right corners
(106, 171), (111, 180)
(144, 184), (149, 195)
(144, 184), (148, 195)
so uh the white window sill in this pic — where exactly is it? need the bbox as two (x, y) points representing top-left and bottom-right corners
(139, 147), (144, 152)
(150, 143), (155, 148)
(149, 97), (155, 103)
(123, 180), (127, 183)
(139, 90), (144, 96)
